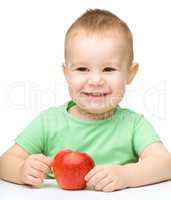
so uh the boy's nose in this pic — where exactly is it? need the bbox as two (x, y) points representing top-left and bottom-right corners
(88, 74), (105, 86)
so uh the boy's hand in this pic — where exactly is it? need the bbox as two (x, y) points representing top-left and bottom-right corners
(20, 154), (52, 186)
(85, 165), (129, 192)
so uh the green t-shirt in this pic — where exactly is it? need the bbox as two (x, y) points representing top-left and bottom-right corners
(15, 100), (160, 177)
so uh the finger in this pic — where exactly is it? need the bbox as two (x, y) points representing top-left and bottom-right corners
(31, 160), (50, 174)
(26, 175), (43, 186)
(28, 166), (44, 179)
(85, 166), (104, 181)
(102, 182), (116, 192)
(86, 172), (107, 188)
(95, 177), (113, 191)
(34, 154), (52, 167)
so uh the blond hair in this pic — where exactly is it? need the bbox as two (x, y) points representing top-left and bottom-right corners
(65, 9), (134, 66)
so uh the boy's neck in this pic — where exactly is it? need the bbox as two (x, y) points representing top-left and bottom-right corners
(68, 105), (116, 121)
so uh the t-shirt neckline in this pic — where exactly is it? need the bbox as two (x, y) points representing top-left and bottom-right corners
(64, 100), (120, 125)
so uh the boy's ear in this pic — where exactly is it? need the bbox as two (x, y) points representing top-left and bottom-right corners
(62, 63), (70, 83)
(62, 63), (68, 76)
(127, 63), (139, 84)
(62, 63), (70, 78)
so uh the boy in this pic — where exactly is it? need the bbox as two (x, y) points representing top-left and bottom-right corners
(0, 9), (171, 192)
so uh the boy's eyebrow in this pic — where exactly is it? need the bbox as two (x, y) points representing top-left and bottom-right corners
(102, 62), (121, 68)
(69, 62), (89, 67)
(69, 62), (121, 68)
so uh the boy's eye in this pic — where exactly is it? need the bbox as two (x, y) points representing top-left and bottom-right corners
(75, 67), (89, 71)
(75, 67), (116, 72)
(103, 67), (116, 72)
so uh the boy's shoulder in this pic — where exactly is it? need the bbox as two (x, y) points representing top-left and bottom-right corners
(118, 106), (141, 115)
(40, 103), (66, 118)
(117, 106), (144, 123)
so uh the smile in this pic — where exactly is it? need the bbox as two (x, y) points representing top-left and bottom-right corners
(82, 92), (109, 98)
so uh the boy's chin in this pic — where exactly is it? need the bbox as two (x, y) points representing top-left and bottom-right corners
(73, 99), (118, 114)
(79, 104), (116, 115)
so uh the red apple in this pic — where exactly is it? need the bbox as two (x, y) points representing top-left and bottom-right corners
(51, 149), (95, 190)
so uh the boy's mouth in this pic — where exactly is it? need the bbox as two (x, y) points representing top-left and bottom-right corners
(83, 92), (109, 97)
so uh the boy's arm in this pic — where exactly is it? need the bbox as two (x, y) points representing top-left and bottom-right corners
(0, 144), (52, 186)
(0, 144), (29, 184)
(124, 142), (171, 187)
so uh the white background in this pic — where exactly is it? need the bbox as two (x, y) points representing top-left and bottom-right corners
(0, 0), (170, 155)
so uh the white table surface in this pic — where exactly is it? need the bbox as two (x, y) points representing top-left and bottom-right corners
(0, 179), (171, 200)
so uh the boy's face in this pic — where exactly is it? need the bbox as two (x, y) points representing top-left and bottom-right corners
(63, 32), (138, 115)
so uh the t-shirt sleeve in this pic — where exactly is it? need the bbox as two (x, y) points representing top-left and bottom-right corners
(133, 115), (161, 156)
(15, 112), (45, 155)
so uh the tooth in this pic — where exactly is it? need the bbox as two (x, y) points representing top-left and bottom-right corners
(92, 93), (101, 96)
